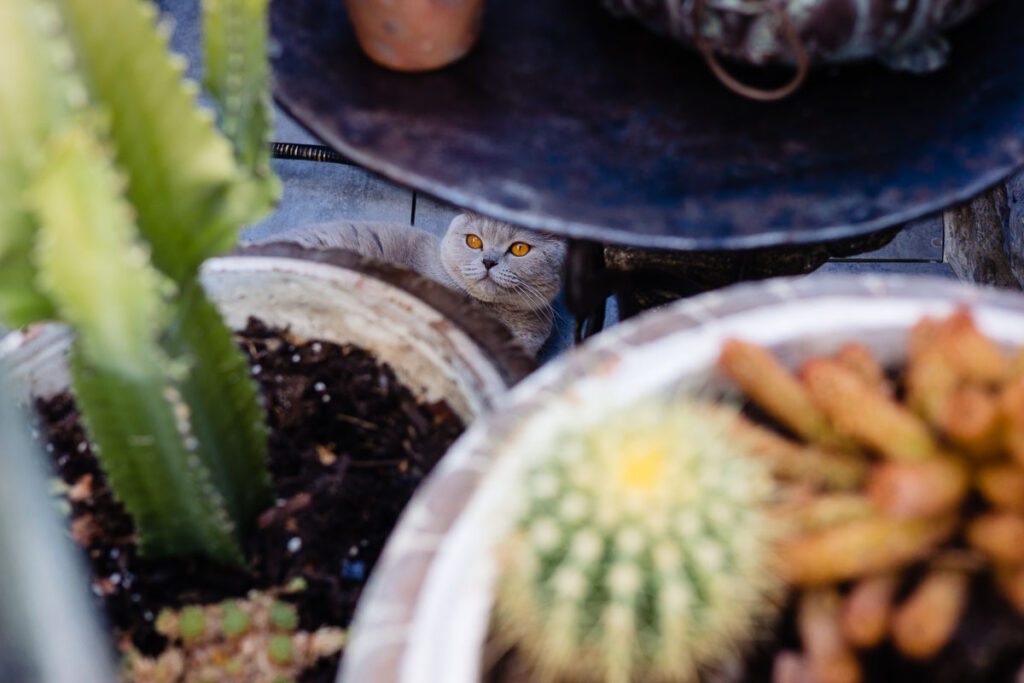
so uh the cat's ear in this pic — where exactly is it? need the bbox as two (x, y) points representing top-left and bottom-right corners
(448, 213), (473, 233)
(528, 230), (568, 252)
(536, 231), (567, 245)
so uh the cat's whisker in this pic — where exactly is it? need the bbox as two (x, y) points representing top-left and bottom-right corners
(507, 273), (552, 304)
(511, 280), (552, 312)
(508, 280), (558, 326)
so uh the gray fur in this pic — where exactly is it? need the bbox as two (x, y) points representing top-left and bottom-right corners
(261, 214), (567, 354)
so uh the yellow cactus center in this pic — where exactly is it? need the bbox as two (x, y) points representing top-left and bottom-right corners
(618, 439), (668, 494)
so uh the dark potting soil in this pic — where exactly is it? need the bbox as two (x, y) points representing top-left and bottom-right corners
(35, 317), (465, 682)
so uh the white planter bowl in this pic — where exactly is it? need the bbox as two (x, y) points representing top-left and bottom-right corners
(0, 246), (531, 683)
(341, 274), (1024, 683)
(0, 246), (530, 415)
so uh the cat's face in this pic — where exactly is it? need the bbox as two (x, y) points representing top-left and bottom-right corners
(440, 213), (566, 310)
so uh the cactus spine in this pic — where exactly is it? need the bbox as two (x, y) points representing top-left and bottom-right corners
(495, 398), (783, 683)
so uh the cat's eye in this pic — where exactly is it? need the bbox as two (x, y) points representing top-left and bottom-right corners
(510, 242), (531, 257)
(466, 234), (483, 249)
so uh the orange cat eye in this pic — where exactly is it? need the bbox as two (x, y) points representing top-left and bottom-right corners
(510, 242), (531, 256)
(466, 234), (483, 249)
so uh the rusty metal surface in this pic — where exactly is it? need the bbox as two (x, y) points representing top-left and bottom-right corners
(270, 0), (1024, 250)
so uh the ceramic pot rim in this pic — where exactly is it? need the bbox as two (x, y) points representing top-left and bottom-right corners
(341, 273), (1024, 683)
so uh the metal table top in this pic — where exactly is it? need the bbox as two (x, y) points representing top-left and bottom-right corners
(270, 0), (1024, 250)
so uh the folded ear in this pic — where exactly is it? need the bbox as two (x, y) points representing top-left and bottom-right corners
(448, 213), (473, 233)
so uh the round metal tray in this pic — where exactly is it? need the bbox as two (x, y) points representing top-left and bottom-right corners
(270, 0), (1024, 250)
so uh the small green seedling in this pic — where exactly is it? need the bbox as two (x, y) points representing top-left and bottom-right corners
(178, 606), (206, 643)
(220, 600), (252, 638)
(267, 634), (293, 665)
(269, 600), (299, 631)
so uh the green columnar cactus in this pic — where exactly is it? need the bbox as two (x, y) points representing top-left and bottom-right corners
(0, 0), (278, 565)
(203, 0), (277, 189)
(495, 398), (783, 683)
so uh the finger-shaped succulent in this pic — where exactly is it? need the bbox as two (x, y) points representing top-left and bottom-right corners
(495, 398), (783, 683)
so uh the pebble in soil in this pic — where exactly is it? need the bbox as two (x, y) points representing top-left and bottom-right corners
(36, 318), (465, 682)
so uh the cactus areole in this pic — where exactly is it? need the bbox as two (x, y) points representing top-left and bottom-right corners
(495, 398), (783, 683)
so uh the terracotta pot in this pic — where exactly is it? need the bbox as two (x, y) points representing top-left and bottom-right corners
(341, 273), (1024, 683)
(343, 0), (485, 72)
(0, 246), (532, 683)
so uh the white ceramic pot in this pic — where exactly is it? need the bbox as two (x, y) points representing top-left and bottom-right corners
(0, 245), (531, 683)
(341, 273), (1024, 683)
(0, 245), (530, 416)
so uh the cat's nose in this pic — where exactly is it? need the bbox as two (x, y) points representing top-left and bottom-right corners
(482, 257), (498, 270)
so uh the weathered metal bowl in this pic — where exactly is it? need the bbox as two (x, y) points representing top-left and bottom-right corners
(604, 0), (997, 73)
(341, 274), (1024, 682)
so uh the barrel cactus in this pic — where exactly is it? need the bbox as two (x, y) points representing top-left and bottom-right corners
(494, 398), (783, 683)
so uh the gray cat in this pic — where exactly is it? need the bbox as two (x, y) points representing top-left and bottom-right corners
(262, 213), (567, 354)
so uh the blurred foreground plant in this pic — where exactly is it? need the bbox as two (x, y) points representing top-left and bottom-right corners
(0, 0), (279, 566)
(720, 310), (1024, 681)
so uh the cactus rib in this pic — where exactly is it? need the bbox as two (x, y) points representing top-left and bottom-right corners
(56, 0), (265, 282)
